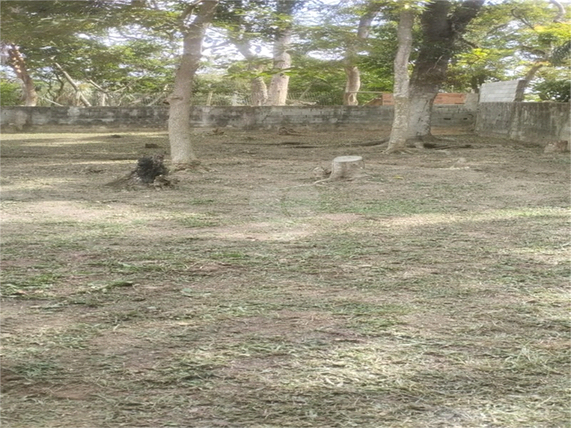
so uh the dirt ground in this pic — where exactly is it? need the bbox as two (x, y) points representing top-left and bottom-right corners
(1, 128), (569, 428)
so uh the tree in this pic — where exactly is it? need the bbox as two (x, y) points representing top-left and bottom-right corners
(266, 0), (298, 105)
(216, 1), (272, 106)
(4, 44), (37, 106)
(443, 0), (569, 97)
(0, 0), (126, 106)
(343, 1), (383, 105)
(407, 0), (484, 143)
(168, 0), (219, 168)
(510, 0), (569, 100)
(385, 6), (415, 154)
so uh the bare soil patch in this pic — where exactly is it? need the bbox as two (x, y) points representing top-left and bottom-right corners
(1, 128), (569, 427)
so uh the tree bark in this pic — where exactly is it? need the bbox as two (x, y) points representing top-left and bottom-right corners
(343, 2), (382, 106)
(267, 0), (294, 106)
(7, 45), (38, 106)
(407, 0), (484, 144)
(251, 68), (268, 106)
(515, 62), (544, 102)
(385, 8), (415, 154)
(266, 27), (292, 105)
(168, 0), (218, 169)
(343, 65), (361, 106)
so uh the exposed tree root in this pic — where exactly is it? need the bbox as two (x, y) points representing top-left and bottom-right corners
(278, 127), (302, 136)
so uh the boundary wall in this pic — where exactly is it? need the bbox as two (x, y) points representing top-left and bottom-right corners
(0, 105), (473, 132)
(475, 102), (569, 143)
(1, 103), (568, 143)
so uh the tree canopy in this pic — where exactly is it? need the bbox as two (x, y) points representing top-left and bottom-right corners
(1, 0), (569, 106)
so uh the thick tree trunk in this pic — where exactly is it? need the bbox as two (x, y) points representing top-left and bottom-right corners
(407, 84), (440, 143)
(168, 0), (218, 168)
(385, 8), (415, 154)
(407, 0), (484, 144)
(7, 45), (37, 106)
(267, 29), (292, 105)
(267, 0), (294, 106)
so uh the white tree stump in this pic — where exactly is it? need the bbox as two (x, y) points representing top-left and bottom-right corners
(328, 155), (364, 181)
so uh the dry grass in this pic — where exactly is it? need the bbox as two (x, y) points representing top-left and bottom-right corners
(1, 129), (569, 427)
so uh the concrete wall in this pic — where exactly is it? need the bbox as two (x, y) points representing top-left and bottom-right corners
(479, 80), (526, 103)
(0, 105), (475, 132)
(475, 102), (570, 143)
(1, 106), (168, 131)
(3, 103), (567, 144)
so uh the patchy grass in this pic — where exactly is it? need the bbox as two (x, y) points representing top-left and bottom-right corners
(1, 129), (569, 427)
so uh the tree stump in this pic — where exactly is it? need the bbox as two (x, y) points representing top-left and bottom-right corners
(328, 155), (364, 181)
(105, 154), (176, 189)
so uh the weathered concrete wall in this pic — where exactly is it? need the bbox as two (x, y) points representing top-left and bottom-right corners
(1, 106), (168, 131)
(0, 105), (474, 132)
(4, 104), (566, 143)
(479, 80), (527, 103)
(475, 102), (570, 143)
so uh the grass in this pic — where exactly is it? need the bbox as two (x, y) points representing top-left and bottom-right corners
(1, 130), (569, 427)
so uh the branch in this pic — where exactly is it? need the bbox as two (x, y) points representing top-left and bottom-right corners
(450, 0), (485, 36)
(511, 8), (535, 30)
(178, 0), (202, 31)
(458, 35), (479, 49)
(549, 0), (565, 23)
(356, 1), (383, 39)
(53, 62), (92, 107)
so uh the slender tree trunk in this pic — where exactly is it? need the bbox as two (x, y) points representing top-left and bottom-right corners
(515, 63), (544, 101)
(232, 41), (268, 106)
(343, 2), (382, 106)
(168, 0), (218, 168)
(407, 0), (484, 144)
(251, 68), (268, 106)
(7, 45), (37, 106)
(385, 8), (415, 154)
(343, 65), (360, 105)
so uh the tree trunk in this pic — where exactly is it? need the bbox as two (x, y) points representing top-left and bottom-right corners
(168, 0), (218, 169)
(267, 0), (294, 106)
(232, 41), (268, 106)
(7, 45), (38, 106)
(343, 2), (382, 106)
(407, 0), (484, 144)
(251, 69), (268, 106)
(385, 8), (415, 154)
(267, 29), (292, 105)
(343, 65), (360, 106)
(514, 63), (544, 102)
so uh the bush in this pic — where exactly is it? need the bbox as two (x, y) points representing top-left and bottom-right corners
(0, 80), (22, 106)
(533, 79), (570, 102)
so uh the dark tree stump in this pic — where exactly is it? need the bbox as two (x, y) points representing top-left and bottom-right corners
(136, 154), (168, 183)
(106, 154), (175, 189)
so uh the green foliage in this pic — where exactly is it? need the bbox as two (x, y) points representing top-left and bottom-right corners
(446, 0), (571, 92)
(532, 79), (570, 102)
(1, 0), (570, 106)
(0, 79), (22, 106)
